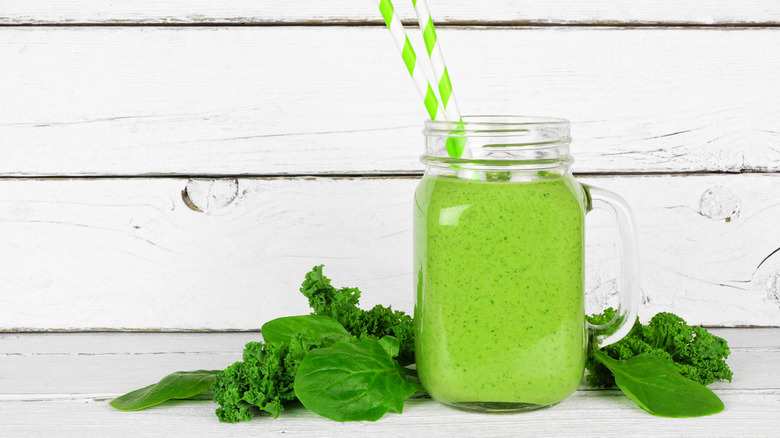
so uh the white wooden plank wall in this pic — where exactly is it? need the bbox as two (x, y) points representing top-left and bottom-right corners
(1, 175), (779, 330)
(3, 28), (780, 175)
(1, 1), (779, 331)
(3, 1), (780, 24)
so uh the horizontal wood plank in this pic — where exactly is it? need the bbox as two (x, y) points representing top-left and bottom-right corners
(1, 329), (774, 396)
(3, 1), (780, 25)
(0, 392), (777, 437)
(1, 330), (776, 436)
(0, 174), (779, 330)
(2, 27), (780, 175)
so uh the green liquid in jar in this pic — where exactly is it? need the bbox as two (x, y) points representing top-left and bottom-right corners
(414, 173), (587, 407)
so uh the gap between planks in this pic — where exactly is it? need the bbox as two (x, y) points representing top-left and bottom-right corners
(1, 388), (778, 403)
(3, 22), (780, 28)
(4, 0), (780, 28)
(2, 170), (779, 180)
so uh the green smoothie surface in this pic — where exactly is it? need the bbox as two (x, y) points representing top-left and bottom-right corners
(414, 173), (587, 406)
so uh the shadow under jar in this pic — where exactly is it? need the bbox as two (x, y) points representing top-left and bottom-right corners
(413, 116), (639, 413)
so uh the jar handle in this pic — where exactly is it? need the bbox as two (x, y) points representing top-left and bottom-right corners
(583, 184), (640, 347)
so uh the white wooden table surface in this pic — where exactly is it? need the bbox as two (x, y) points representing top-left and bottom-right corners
(2, 1), (780, 436)
(1, 328), (778, 437)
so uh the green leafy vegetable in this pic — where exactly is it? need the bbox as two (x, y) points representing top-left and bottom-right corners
(187, 389), (214, 400)
(211, 330), (322, 423)
(592, 349), (724, 417)
(262, 315), (351, 347)
(294, 336), (423, 422)
(110, 370), (218, 411)
(211, 267), (418, 424)
(586, 308), (732, 387)
(378, 335), (400, 358)
(300, 265), (415, 365)
(112, 268), (734, 423)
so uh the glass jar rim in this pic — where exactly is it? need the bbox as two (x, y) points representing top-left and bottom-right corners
(424, 115), (570, 136)
(422, 115), (573, 171)
(420, 115), (572, 169)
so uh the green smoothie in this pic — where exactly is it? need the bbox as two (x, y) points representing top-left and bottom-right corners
(414, 173), (587, 408)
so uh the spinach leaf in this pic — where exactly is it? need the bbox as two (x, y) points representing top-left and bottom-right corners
(294, 336), (422, 422)
(378, 335), (400, 358)
(187, 389), (214, 400)
(110, 370), (219, 411)
(592, 349), (724, 417)
(262, 315), (351, 346)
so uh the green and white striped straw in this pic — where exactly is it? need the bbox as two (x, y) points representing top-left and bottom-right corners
(411, 0), (461, 123)
(374, 0), (470, 158)
(410, 0), (470, 158)
(376, 0), (445, 121)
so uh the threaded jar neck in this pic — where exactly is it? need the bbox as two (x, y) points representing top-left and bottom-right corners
(422, 116), (573, 172)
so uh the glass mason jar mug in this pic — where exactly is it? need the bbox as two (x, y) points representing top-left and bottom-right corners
(413, 116), (639, 412)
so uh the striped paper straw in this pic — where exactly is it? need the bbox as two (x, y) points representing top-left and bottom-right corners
(410, 0), (470, 158)
(411, 0), (462, 123)
(376, 0), (445, 121)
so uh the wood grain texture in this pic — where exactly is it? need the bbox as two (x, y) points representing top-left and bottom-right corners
(1, 330), (776, 436)
(0, 329), (773, 396)
(1, 175), (779, 331)
(0, 332), (260, 355)
(2, 27), (780, 176)
(3, 393), (778, 438)
(2, 0), (780, 25)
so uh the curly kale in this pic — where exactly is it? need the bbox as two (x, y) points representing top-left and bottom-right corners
(300, 265), (415, 365)
(212, 330), (322, 423)
(586, 308), (732, 387)
(211, 266), (414, 423)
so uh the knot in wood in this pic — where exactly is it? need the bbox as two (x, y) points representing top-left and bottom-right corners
(766, 273), (780, 306)
(698, 185), (740, 222)
(182, 178), (239, 214)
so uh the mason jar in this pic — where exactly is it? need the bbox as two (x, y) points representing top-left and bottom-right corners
(413, 116), (639, 412)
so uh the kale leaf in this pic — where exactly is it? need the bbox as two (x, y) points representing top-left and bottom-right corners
(586, 308), (732, 387)
(211, 330), (322, 423)
(211, 262), (417, 424)
(300, 265), (415, 365)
